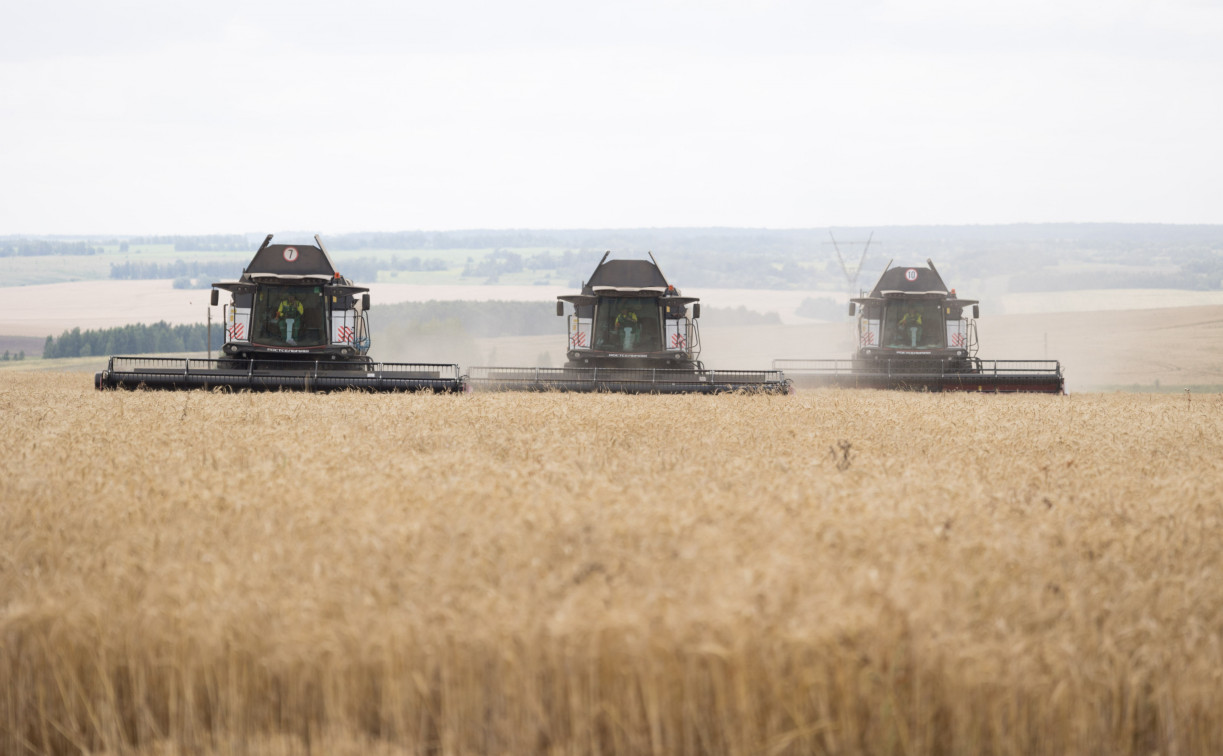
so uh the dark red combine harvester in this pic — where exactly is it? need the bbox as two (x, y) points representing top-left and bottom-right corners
(95, 234), (463, 392)
(775, 259), (1065, 393)
(467, 251), (791, 393)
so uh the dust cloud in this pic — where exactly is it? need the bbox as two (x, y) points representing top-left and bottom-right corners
(426, 305), (1223, 391)
(370, 321), (483, 367)
(703, 306), (1223, 391)
(980, 306), (1223, 391)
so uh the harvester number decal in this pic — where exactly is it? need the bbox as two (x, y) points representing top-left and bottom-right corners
(570, 331), (587, 347)
(283, 247), (298, 262)
(338, 326), (355, 343)
(905, 269), (918, 281)
(670, 333), (686, 349)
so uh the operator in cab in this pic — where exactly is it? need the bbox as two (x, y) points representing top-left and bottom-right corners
(275, 292), (305, 345)
(897, 306), (923, 347)
(612, 300), (641, 349)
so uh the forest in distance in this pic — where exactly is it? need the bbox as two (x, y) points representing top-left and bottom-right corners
(4, 223), (1223, 293)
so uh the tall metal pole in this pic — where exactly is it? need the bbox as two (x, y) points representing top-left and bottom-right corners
(828, 231), (874, 296)
(207, 306), (212, 361)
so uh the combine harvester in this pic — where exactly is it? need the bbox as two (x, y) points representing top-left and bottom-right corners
(774, 259), (1064, 393)
(95, 234), (463, 392)
(468, 252), (790, 393)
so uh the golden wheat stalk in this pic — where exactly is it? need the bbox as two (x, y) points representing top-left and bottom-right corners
(2, 374), (1220, 754)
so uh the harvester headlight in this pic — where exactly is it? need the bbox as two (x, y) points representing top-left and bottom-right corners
(340, 348), (351, 356)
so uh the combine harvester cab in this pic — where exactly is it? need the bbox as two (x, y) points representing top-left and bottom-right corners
(95, 234), (464, 392)
(774, 259), (1064, 393)
(468, 251), (790, 393)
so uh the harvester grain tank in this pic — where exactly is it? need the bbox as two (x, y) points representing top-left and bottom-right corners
(95, 234), (463, 392)
(467, 251), (790, 393)
(774, 259), (1064, 392)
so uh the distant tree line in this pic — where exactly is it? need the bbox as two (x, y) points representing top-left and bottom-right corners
(0, 240), (104, 256)
(460, 250), (588, 283)
(338, 256), (448, 282)
(1008, 258), (1223, 292)
(124, 235), (249, 251)
(110, 256), (450, 284)
(43, 322), (223, 359)
(456, 248), (823, 289)
(2, 350), (26, 361)
(329, 230), (572, 251)
(9, 225), (1223, 292)
(11, 224), (1223, 258)
(111, 260), (243, 280)
(662, 255), (820, 289)
(0, 235), (250, 257)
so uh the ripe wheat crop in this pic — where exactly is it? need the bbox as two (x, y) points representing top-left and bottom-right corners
(2, 373), (1221, 755)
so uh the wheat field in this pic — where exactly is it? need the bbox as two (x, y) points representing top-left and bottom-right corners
(2, 373), (1221, 755)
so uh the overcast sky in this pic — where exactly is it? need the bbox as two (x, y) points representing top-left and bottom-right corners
(3, 0), (1221, 235)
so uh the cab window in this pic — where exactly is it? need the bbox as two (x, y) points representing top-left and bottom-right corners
(883, 301), (944, 349)
(593, 297), (662, 351)
(251, 285), (327, 347)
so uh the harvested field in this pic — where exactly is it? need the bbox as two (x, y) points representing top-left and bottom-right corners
(2, 373), (1222, 755)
